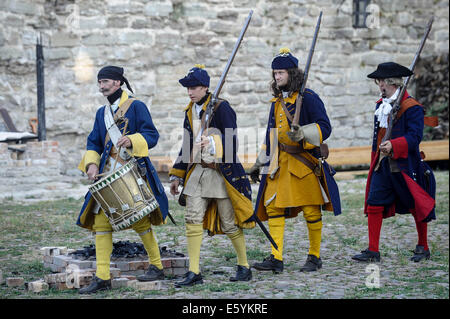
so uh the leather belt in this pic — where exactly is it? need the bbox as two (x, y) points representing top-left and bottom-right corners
(279, 143), (304, 154)
(200, 160), (218, 170)
(279, 142), (322, 176)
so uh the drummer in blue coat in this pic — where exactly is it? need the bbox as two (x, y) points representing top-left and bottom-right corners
(77, 66), (169, 293)
(352, 62), (436, 263)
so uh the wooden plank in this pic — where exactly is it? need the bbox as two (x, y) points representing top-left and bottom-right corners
(419, 140), (449, 161)
(326, 145), (371, 166)
(152, 140), (448, 172)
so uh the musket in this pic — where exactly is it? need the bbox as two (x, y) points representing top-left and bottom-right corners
(378, 16), (433, 171)
(383, 16), (434, 143)
(176, 11), (253, 206)
(202, 10), (279, 250)
(204, 10), (253, 129)
(292, 11), (323, 126)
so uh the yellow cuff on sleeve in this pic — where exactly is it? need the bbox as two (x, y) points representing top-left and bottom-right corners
(127, 133), (149, 157)
(78, 150), (101, 173)
(169, 168), (186, 179)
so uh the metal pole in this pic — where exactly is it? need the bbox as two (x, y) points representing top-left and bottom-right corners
(36, 33), (46, 141)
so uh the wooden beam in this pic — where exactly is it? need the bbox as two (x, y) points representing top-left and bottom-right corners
(151, 140), (449, 172)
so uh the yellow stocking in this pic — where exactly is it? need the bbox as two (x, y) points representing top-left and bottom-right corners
(95, 233), (113, 280)
(303, 205), (322, 258)
(227, 229), (249, 268)
(133, 218), (163, 270)
(186, 223), (203, 274)
(140, 230), (163, 270)
(268, 215), (285, 261)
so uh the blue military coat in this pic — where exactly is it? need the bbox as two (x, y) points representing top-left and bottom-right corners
(77, 97), (169, 230)
(169, 94), (255, 233)
(365, 91), (436, 222)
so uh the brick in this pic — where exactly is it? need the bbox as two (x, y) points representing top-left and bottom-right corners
(53, 255), (72, 267)
(68, 259), (93, 269)
(126, 280), (138, 288)
(110, 267), (121, 278)
(6, 277), (24, 287)
(66, 272), (93, 289)
(27, 280), (49, 293)
(119, 274), (136, 281)
(172, 267), (188, 276)
(44, 272), (67, 284)
(161, 258), (172, 268)
(134, 280), (162, 291)
(43, 255), (54, 263)
(114, 261), (130, 271)
(122, 270), (144, 276)
(128, 261), (148, 271)
(171, 257), (189, 268)
(40, 247), (67, 256)
(111, 278), (129, 289)
(44, 263), (66, 273)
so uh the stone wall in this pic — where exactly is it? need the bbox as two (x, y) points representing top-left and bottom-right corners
(0, 140), (87, 200)
(0, 0), (448, 174)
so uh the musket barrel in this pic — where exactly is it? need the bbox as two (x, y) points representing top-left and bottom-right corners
(213, 10), (253, 98)
(292, 11), (323, 126)
(381, 16), (434, 144)
(300, 11), (322, 95)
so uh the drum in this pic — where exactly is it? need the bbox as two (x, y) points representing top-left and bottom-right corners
(89, 158), (159, 231)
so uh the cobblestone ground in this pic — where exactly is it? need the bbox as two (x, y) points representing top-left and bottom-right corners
(135, 171), (449, 299)
(1, 171), (448, 299)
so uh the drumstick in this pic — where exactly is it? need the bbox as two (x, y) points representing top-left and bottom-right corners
(112, 119), (129, 172)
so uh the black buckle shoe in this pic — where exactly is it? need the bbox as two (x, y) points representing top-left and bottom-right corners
(174, 271), (203, 288)
(79, 275), (111, 294)
(230, 265), (252, 282)
(137, 264), (165, 282)
(352, 249), (381, 262)
(410, 245), (431, 262)
(300, 254), (322, 272)
(252, 254), (283, 273)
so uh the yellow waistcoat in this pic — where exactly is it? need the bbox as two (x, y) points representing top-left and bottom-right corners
(263, 93), (325, 211)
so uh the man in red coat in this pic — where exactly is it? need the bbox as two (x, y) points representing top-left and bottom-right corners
(352, 62), (436, 263)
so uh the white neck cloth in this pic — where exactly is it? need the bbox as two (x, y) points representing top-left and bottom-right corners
(375, 88), (400, 128)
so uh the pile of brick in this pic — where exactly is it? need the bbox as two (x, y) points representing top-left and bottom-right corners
(3, 245), (189, 293)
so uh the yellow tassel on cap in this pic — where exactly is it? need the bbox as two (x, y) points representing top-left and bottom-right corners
(194, 64), (205, 69)
(279, 47), (290, 54)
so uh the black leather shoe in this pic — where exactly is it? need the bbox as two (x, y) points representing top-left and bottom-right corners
(252, 254), (283, 273)
(230, 265), (252, 282)
(300, 254), (322, 272)
(137, 264), (165, 282)
(79, 275), (111, 294)
(174, 271), (203, 288)
(352, 249), (381, 262)
(410, 245), (431, 262)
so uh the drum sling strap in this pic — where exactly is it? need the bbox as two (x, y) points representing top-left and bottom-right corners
(104, 98), (136, 147)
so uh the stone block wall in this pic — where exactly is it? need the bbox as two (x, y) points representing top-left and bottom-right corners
(0, 140), (87, 200)
(0, 0), (448, 173)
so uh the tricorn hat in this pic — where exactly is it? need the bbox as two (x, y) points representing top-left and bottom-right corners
(179, 64), (210, 88)
(367, 62), (413, 79)
(271, 48), (299, 70)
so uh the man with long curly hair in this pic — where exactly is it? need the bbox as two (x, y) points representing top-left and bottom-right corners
(248, 48), (340, 273)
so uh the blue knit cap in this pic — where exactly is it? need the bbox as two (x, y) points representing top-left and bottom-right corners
(271, 48), (299, 70)
(179, 64), (210, 87)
